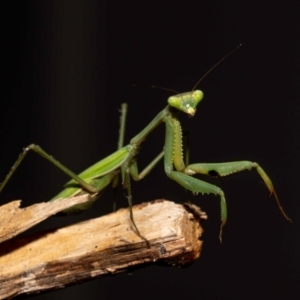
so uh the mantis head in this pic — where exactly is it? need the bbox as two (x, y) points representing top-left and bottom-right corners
(166, 45), (243, 117)
(167, 90), (204, 116)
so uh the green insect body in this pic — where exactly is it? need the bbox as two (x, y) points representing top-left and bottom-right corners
(0, 89), (291, 243)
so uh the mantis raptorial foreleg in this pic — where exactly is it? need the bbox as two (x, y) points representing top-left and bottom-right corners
(162, 111), (291, 243)
(185, 161), (291, 222)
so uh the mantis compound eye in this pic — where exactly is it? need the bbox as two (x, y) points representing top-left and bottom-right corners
(193, 90), (204, 103)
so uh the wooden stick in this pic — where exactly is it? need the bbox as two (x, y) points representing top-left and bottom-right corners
(0, 194), (95, 243)
(0, 199), (206, 299)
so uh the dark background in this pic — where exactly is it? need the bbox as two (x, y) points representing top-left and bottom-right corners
(1, 0), (299, 299)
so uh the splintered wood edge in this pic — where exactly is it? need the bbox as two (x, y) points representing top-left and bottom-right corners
(0, 199), (206, 299)
(0, 194), (94, 243)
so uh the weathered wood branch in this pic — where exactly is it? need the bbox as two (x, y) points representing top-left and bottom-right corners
(0, 194), (94, 243)
(0, 198), (206, 299)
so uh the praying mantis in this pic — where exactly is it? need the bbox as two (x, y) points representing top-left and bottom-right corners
(0, 46), (292, 243)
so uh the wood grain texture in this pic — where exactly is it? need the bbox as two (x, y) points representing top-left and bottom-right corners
(0, 194), (95, 243)
(0, 199), (206, 299)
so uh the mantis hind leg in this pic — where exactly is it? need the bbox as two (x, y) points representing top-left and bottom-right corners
(0, 144), (102, 195)
(0, 104), (130, 204)
(0, 143), (127, 198)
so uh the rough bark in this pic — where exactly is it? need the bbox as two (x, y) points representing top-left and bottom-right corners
(0, 198), (206, 299)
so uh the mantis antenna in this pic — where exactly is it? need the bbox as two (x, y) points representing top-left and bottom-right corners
(151, 85), (180, 94)
(192, 43), (244, 91)
(131, 84), (179, 95)
(146, 43), (243, 95)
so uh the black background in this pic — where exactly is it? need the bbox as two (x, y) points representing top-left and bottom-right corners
(1, 1), (299, 299)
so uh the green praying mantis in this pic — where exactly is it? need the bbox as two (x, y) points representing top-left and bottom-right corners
(0, 46), (292, 243)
